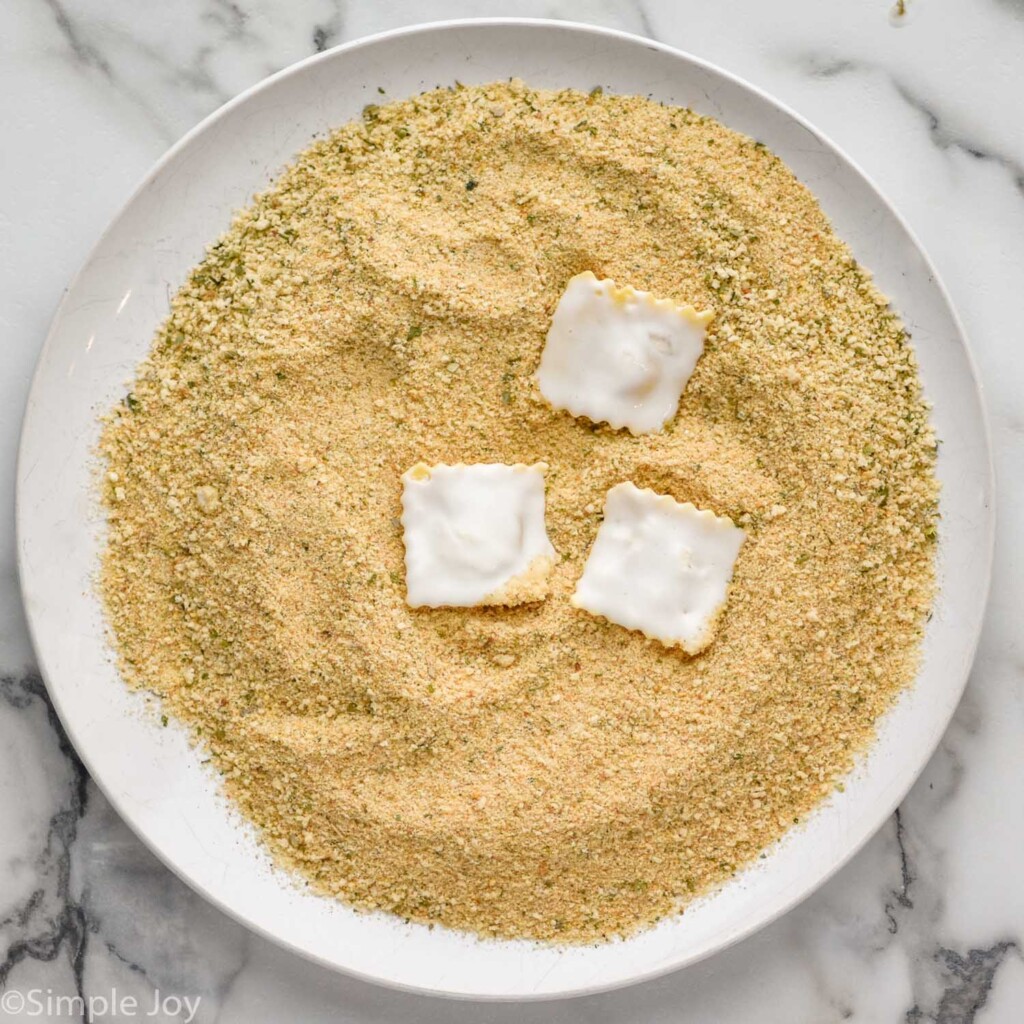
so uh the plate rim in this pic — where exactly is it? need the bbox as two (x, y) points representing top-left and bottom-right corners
(15, 17), (996, 1001)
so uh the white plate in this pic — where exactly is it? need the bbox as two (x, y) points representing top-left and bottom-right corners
(16, 19), (993, 1001)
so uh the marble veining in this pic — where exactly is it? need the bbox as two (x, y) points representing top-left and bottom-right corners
(798, 52), (1024, 196)
(1, 1), (1022, 1020)
(0, 675), (89, 1003)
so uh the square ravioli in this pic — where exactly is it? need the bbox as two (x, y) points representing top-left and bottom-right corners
(401, 462), (556, 608)
(535, 271), (713, 435)
(572, 482), (745, 654)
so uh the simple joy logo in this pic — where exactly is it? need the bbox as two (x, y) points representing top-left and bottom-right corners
(0, 987), (201, 1022)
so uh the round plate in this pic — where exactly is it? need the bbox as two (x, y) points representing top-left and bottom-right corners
(16, 19), (993, 1000)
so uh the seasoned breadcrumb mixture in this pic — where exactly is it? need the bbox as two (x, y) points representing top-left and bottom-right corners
(99, 81), (938, 943)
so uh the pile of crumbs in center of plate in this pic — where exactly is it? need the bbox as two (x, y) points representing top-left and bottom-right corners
(99, 80), (938, 943)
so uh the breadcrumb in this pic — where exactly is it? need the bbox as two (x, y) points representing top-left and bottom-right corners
(99, 81), (938, 944)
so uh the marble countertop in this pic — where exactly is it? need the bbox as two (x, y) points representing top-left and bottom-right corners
(2, 1), (1022, 1021)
